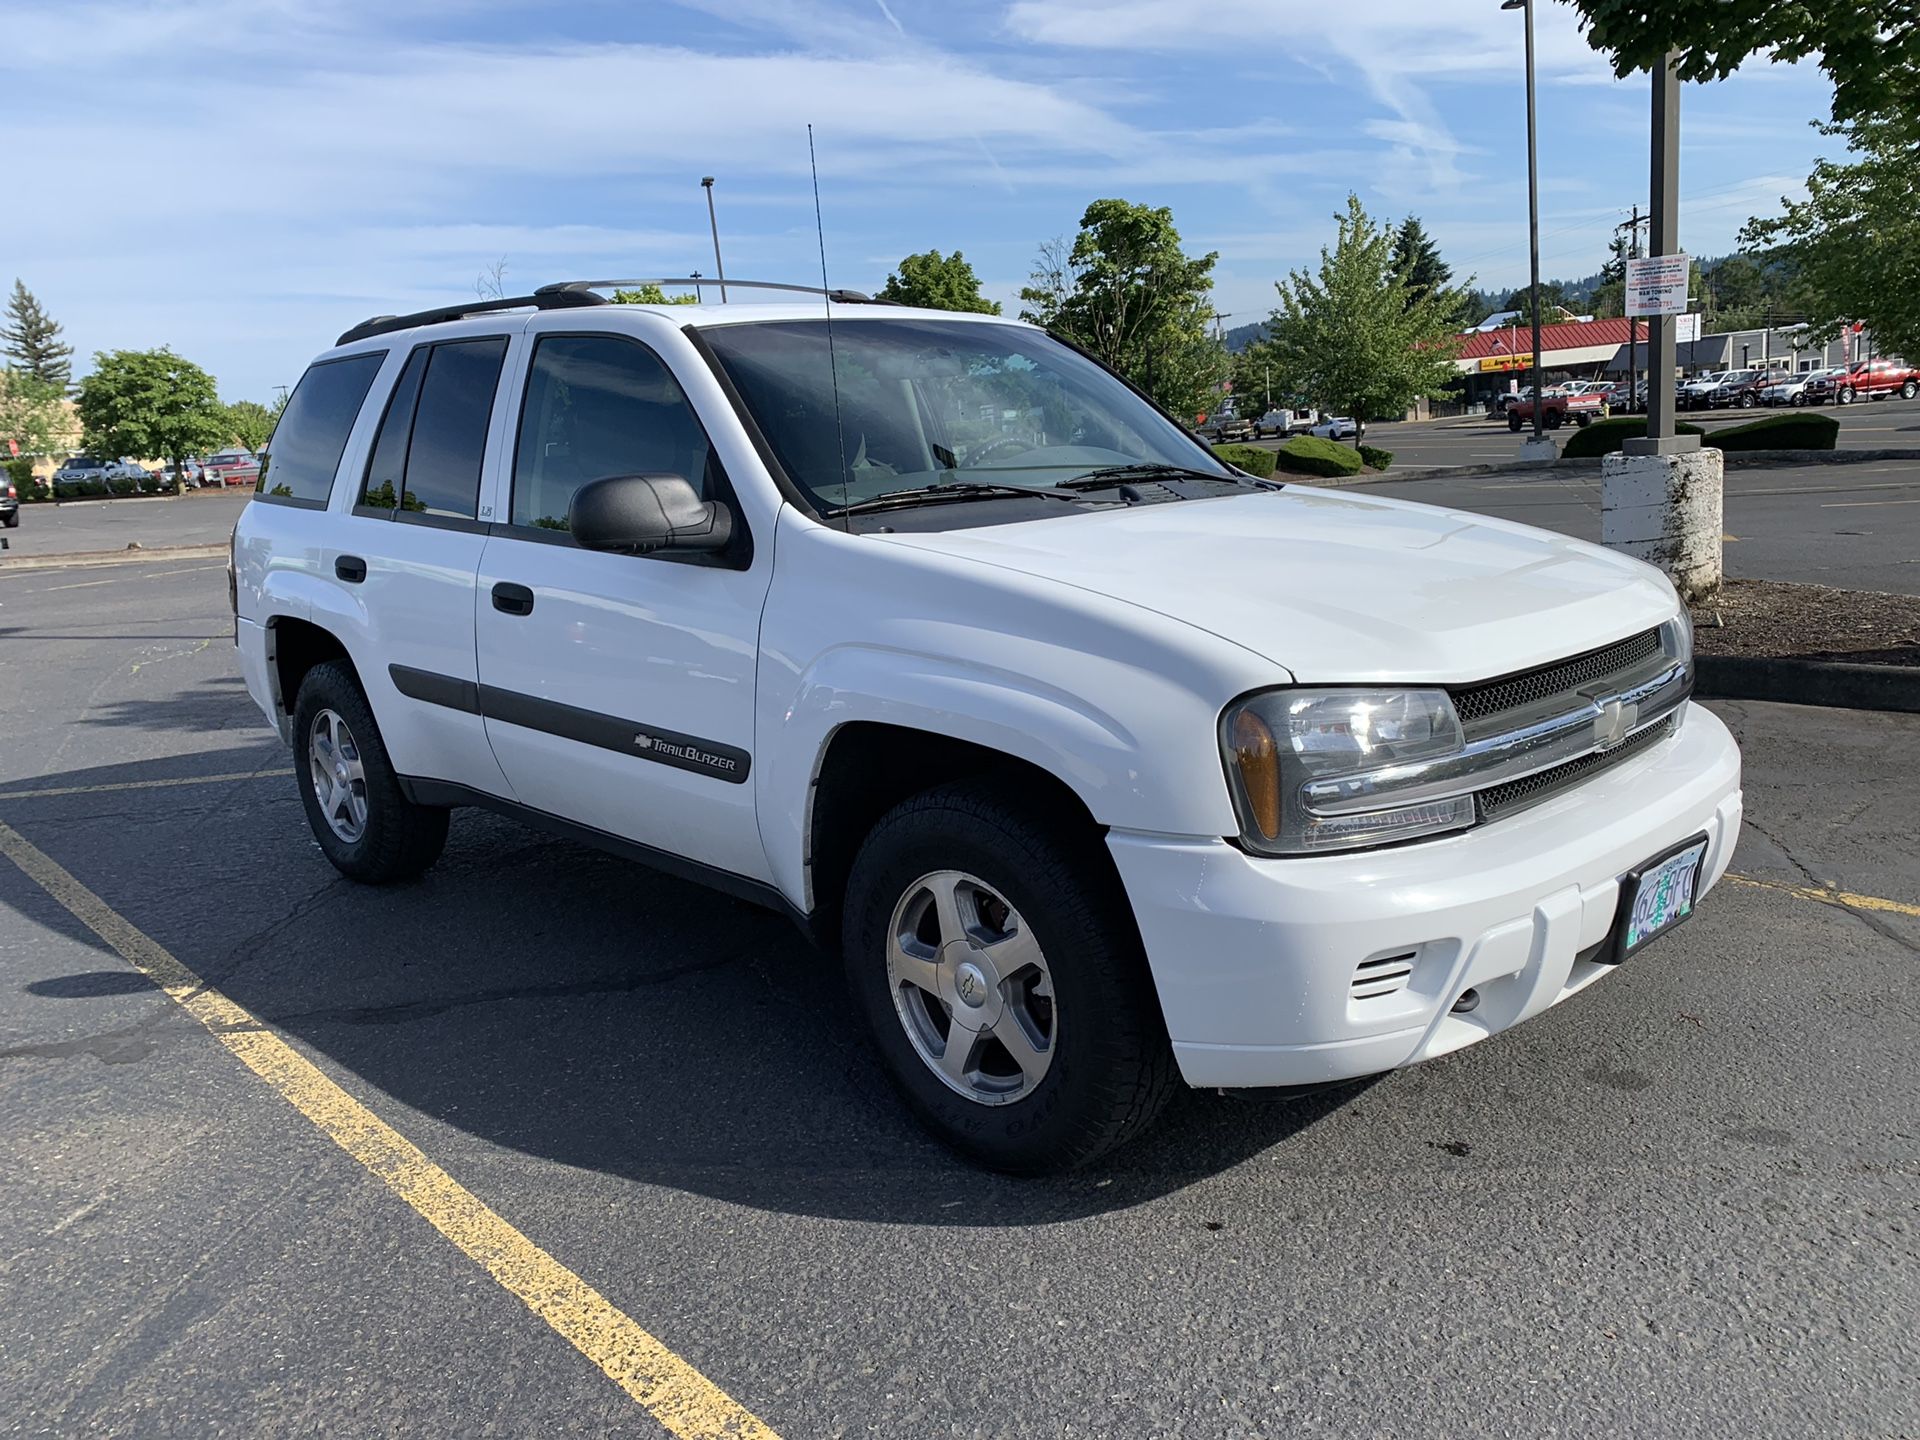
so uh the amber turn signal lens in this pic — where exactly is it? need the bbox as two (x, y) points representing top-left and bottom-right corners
(1232, 709), (1282, 840)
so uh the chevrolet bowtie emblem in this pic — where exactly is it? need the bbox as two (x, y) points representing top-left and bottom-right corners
(1593, 697), (1637, 750)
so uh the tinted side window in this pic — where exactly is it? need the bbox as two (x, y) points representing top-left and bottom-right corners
(402, 338), (508, 519)
(258, 352), (385, 502)
(359, 347), (428, 510)
(511, 335), (713, 531)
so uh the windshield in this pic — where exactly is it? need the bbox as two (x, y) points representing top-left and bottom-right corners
(699, 318), (1232, 511)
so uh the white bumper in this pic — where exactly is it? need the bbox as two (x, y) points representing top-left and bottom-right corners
(1109, 703), (1743, 1089)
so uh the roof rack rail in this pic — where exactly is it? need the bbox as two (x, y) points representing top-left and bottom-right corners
(335, 289), (609, 347)
(534, 278), (888, 305)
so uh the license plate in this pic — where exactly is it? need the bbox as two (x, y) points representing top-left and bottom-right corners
(1613, 836), (1709, 961)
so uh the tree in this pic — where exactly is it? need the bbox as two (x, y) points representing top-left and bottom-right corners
(1500, 280), (1579, 330)
(1258, 194), (1463, 445)
(0, 369), (73, 459)
(1742, 114), (1920, 358)
(1569, 0), (1916, 123)
(611, 283), (698, 305)
(75, 348), (229, 488)
(876, 250), (1001, 313)
(1018, 199), (1227, 419)
(2, 281), (74, 391)
(225, 399), (275, 452)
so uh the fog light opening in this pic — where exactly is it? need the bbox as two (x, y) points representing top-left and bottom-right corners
(1451, 987), (1481, 1015)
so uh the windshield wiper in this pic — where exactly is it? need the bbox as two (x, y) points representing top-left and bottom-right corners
(827, 482), (1090, 517)
(1055, 462), (1259, 491)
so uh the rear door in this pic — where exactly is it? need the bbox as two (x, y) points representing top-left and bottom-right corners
(339, 330), (518, 796)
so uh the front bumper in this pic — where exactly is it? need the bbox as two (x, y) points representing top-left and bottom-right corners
(1109, 702), (1742, 1089)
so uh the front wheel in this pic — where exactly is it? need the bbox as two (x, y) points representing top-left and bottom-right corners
(1544, 409), (1564, 430)
(1838, 386), (1857, 405)
(1903, 380), (1917, 400)
(842, 780), (1176, 1174)
(1508, 412), (1523, 432)
(292, 661), (449, 883)
(1740, 393), (1756, 408)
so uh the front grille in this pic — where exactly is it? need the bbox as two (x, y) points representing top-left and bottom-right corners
(1451, 627), (1663, 728)
(1475, 715), (1676, 824)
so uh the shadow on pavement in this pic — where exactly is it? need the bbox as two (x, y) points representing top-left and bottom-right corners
(1, 748), (1374, 1227)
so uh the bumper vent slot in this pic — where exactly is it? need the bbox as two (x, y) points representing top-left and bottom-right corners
(1451, 627), (1663, 730)
(1476, 715), (1677, 824)
(1351, 950), (1418, 1000)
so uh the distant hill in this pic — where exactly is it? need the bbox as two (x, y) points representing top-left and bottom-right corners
(1222, 321), (1268, 353)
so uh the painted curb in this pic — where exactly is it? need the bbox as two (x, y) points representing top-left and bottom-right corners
(0, 544), (228, 573)
(1695, 656), (1920, 714)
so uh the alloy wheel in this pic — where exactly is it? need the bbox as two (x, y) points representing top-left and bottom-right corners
(308, 707), (370, 843)
(886, 869), (1056, 1106)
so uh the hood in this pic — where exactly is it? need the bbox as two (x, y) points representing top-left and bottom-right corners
(878, 487), (1679, 684)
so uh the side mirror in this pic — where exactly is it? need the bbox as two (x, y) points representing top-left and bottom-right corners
(568, 473), (734, 555)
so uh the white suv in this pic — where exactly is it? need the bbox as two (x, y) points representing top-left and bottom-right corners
(232, 281), (1743, 1172)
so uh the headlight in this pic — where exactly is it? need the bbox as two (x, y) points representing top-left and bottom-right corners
(1662, 607), (1692, 670)
(1221, 688), (1474, 855)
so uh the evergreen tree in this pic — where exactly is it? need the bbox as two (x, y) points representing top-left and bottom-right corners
(2, 281), (75, 391)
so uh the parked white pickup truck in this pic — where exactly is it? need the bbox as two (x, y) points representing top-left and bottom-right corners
(231, 281), (1743, 1172)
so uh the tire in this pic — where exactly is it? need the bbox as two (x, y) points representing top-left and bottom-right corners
(291, 660), (449, 883)
(2, 511), (17, 528)
(1903, 380), (1917, 400)
(1839, 386), (1857, 405)
(842, 779), (1177, 1174)
(1544, 409), (1563, 430)
(1508, 412), (1522, 432)
(1740, 393), (1756, 408)
(1576, 413), (1592, 427)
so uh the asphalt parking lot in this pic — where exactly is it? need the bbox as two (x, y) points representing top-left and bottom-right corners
(1353, 395), (1920, 472)
(2, 558), (1916, 1438)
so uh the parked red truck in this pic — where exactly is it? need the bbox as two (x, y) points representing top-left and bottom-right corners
(1505, 387), (1606, 431)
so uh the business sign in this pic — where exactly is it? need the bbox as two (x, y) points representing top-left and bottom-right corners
(1674, 312), (1701, 344)
(1479, 353), (1533, 372)
(1626, 253), (1690, 316)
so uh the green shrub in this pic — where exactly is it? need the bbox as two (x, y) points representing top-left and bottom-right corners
(4, 457), (31, 488)
(1272, 435), (1364, 479)
(1211, 443), (1277, 478)
(1709, 412), (1840, 451)
(1561, 416), (1706, 459)
(108, 475), (138, 496)
(1359, 444), (1394, 471)
(22, 474), (51, 502)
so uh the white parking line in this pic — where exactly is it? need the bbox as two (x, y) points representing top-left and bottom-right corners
(1820, 497), (1920, 509)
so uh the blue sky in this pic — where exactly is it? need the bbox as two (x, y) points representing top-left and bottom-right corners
(2, 0), (1840, 401)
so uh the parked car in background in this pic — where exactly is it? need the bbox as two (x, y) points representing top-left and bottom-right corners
(205, 450), (263, 486)
(1254, 408), (1318, 438)
(1505, 388), (1604, 431)
(1603, 380), (1647, 413)
(2, 475), (18, 528)
(148, 459), (206, 488)
(1810, 358), (1919, 405)
(1759, 370), (1830, 407)
(1309, 416), (1358, 440)
(52, 456), (150, 491)
(1705, 368), (1789, 409)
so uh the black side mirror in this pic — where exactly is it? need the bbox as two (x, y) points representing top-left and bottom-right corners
(568, 473), (734, 555)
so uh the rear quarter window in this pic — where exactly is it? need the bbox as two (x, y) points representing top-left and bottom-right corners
(257, 352), (386, 503)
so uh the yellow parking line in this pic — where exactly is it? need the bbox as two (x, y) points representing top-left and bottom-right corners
(0, 818), (780, 1440)
(1726, 872), (1920, 919)
(0, 770), (290, 801)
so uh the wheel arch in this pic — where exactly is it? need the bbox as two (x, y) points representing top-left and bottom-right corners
(265, 614), (358, 721)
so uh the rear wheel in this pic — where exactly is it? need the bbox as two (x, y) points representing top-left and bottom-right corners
(2, 511), (17, 528)
(842, 780), (1176, 1174)
(1544, 409), (1564, 430)
(292, 661), (449, 883)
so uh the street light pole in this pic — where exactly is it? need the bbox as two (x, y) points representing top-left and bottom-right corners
(1502, 0), (1545, 446)
(701, 176), (728, 302)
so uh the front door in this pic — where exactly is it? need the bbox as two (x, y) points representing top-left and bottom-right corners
(473, 330), (773, 885)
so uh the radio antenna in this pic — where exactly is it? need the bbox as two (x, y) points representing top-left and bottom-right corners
(808, 124), (851, 528)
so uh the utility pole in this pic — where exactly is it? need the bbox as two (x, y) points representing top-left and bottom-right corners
(1502, 0), (1548, 454)
(1616, 206), (1645, 410)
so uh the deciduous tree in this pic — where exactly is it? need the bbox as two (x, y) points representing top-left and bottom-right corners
(1019, 199), (1227, 419)
(2, 281), (74, 391)
(0, 370), (73, 459)
(1569, 0), (1915, 123)
(876, 251), (1001, 313)
(1742, 114), (1919, 357)
(1258, 194), (1463, 445)
(611, 283), (698, 305)
(76, 348), (229, 488)
(225, 399), (275, 452)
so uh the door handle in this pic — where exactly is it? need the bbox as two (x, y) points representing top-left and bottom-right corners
(335, 554), (367, 583)
(491, 581), (535, 616)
